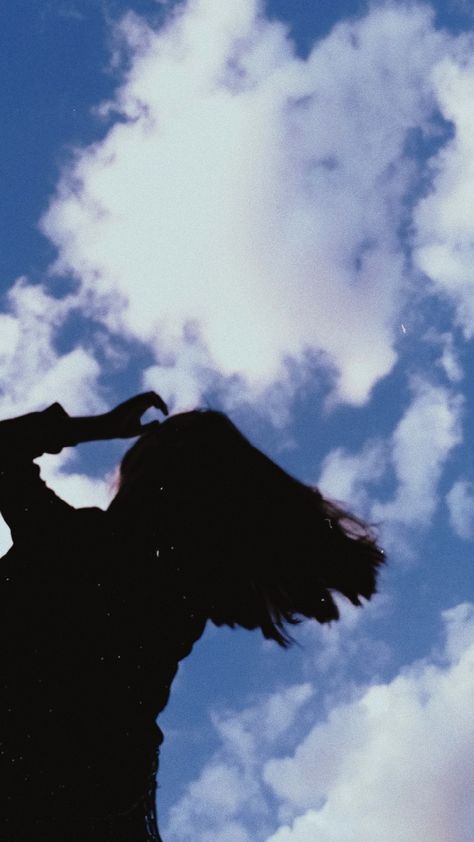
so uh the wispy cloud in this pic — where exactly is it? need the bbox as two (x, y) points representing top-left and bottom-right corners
(446, 478), (474, 540)
(414, 52), (474, 337)
(166, 681), (314, 842)
(319, 377), (464, 546)
(318, 438), (388, 513)
(371, 377), (463, 528)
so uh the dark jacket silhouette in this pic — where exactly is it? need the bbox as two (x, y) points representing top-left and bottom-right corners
(0, 394), (383, 841)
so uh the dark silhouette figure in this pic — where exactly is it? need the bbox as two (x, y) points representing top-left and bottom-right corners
(0, 393), (384, 841)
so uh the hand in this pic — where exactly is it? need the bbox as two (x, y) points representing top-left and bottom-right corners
(103, 392), (169, 439)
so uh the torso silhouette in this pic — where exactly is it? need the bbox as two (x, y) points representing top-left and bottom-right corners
(0, 405), (206, 841)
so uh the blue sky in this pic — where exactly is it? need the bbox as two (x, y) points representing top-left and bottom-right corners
(1, 1), (474, 839)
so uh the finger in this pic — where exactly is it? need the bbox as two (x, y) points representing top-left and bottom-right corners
(143, 391), (169, 416)
(120, 392), (169, 419)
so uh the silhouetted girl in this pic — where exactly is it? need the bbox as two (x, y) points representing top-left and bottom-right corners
(0, 393), (383, 841)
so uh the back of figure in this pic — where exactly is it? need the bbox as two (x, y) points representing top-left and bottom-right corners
(0, 400), (205, 840)
(0, 396), (383, 841)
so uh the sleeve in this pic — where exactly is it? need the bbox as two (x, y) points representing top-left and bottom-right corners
(0, 403), (75, 541)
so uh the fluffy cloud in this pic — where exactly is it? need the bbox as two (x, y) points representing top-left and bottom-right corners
(318, 438), (388, 513)
(414, 53), (474, 336)
(0, 278), (102, 419)
(39, 0), (454, 410)
(0, 279), (109, 554)
(294, 596), (390, 677)
(371, 377), (463, 527)
(37, 452), (113, 510)
(318, 377), (463, 536)
(263, 603), (474, 842)
(164, 604), (474, 842)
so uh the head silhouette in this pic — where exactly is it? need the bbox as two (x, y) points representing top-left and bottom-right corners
(115, 409), (384, 646)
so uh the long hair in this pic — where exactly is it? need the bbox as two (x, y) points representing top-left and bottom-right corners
(117, 410), (384, 647)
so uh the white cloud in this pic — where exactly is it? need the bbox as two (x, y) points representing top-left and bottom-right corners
(317, 376), (463, 536)
(164, 604), (474, 842)
(263, 603), (474, 842)
(0, 279), (108, 554)
(0, 516), (12, 558)
(414, 52), (474, 337)
(165, 682), (313, 842)
(36, 451), (113, 510)
(213, 683), (314, 755)
(436, 336), (464, 383)
(423, 330), (464, 383)
(39, 1), (452, 411)
(446, 478), (474, 540)
(372, 377), (463, 527)
(184, 762), (250, 816)
(318, 439), (388, 513)
(294, 596), (391, 677)
(0, 278), (103, 419)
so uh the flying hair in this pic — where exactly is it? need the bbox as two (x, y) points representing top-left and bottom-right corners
(118, 409), (385, 647)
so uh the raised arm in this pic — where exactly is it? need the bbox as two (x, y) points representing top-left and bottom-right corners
(0, 392), (168, 542)
(63, 392), (168, 448)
